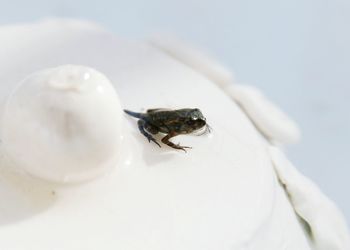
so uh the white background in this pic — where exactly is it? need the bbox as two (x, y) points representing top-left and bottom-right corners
(0, 0), (349, 223)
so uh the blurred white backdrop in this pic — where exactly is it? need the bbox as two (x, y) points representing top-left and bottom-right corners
(0, 0), (349, 222)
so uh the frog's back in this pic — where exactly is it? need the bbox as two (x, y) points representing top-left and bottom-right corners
(146, 109), (190, 133)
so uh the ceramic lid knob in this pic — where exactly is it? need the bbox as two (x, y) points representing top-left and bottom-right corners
(1, 65), (123, 183)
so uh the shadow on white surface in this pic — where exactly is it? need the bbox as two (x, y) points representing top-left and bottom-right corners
(0, 156), (56, 225)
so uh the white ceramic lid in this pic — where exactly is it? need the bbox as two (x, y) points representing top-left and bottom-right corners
(0, 19), (310, 250)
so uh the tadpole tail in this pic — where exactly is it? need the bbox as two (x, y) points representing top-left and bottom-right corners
(124, 109), (145, 119)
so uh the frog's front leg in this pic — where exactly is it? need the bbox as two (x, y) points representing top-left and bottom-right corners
(137, 120), (161, 147)
(161, 132), (192, 152)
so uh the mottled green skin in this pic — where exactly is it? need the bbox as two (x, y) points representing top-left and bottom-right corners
(145, 108), (206, 134)
(124, 108), (208, 151)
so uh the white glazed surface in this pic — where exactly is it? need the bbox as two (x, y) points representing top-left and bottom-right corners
(148, 35), (350, 250)
(269, 146), (350, 250)
(147, 33), (350, 250)
(0, 19), (311, 250)
(1, 65), (123, 183)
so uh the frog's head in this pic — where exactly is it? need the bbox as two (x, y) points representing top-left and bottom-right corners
(187, 108), (207, 131)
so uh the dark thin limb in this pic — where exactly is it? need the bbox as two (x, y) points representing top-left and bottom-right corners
(161, 132), (192, 152)
(138, 120), (161, 147)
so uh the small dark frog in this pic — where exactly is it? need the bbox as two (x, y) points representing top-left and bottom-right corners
(124, 108), (211, 152)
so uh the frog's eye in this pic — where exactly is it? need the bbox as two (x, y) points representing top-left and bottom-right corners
(191, 116), (198, 121)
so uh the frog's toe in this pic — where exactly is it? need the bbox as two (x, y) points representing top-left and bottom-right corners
(174, 144), (192, 152)
(180, 148), (187, 153)
(148, 137), (161, 147)
(179, 146), (192, 153)
(176, 143), (191, 149)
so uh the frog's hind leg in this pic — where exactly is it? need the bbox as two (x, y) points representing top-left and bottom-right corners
(138, 120), (161, 147)
(161, 132), (192, 152)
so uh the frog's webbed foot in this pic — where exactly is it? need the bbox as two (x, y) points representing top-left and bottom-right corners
(161, 132), (192, 152)
(137, 120), (161, 147)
